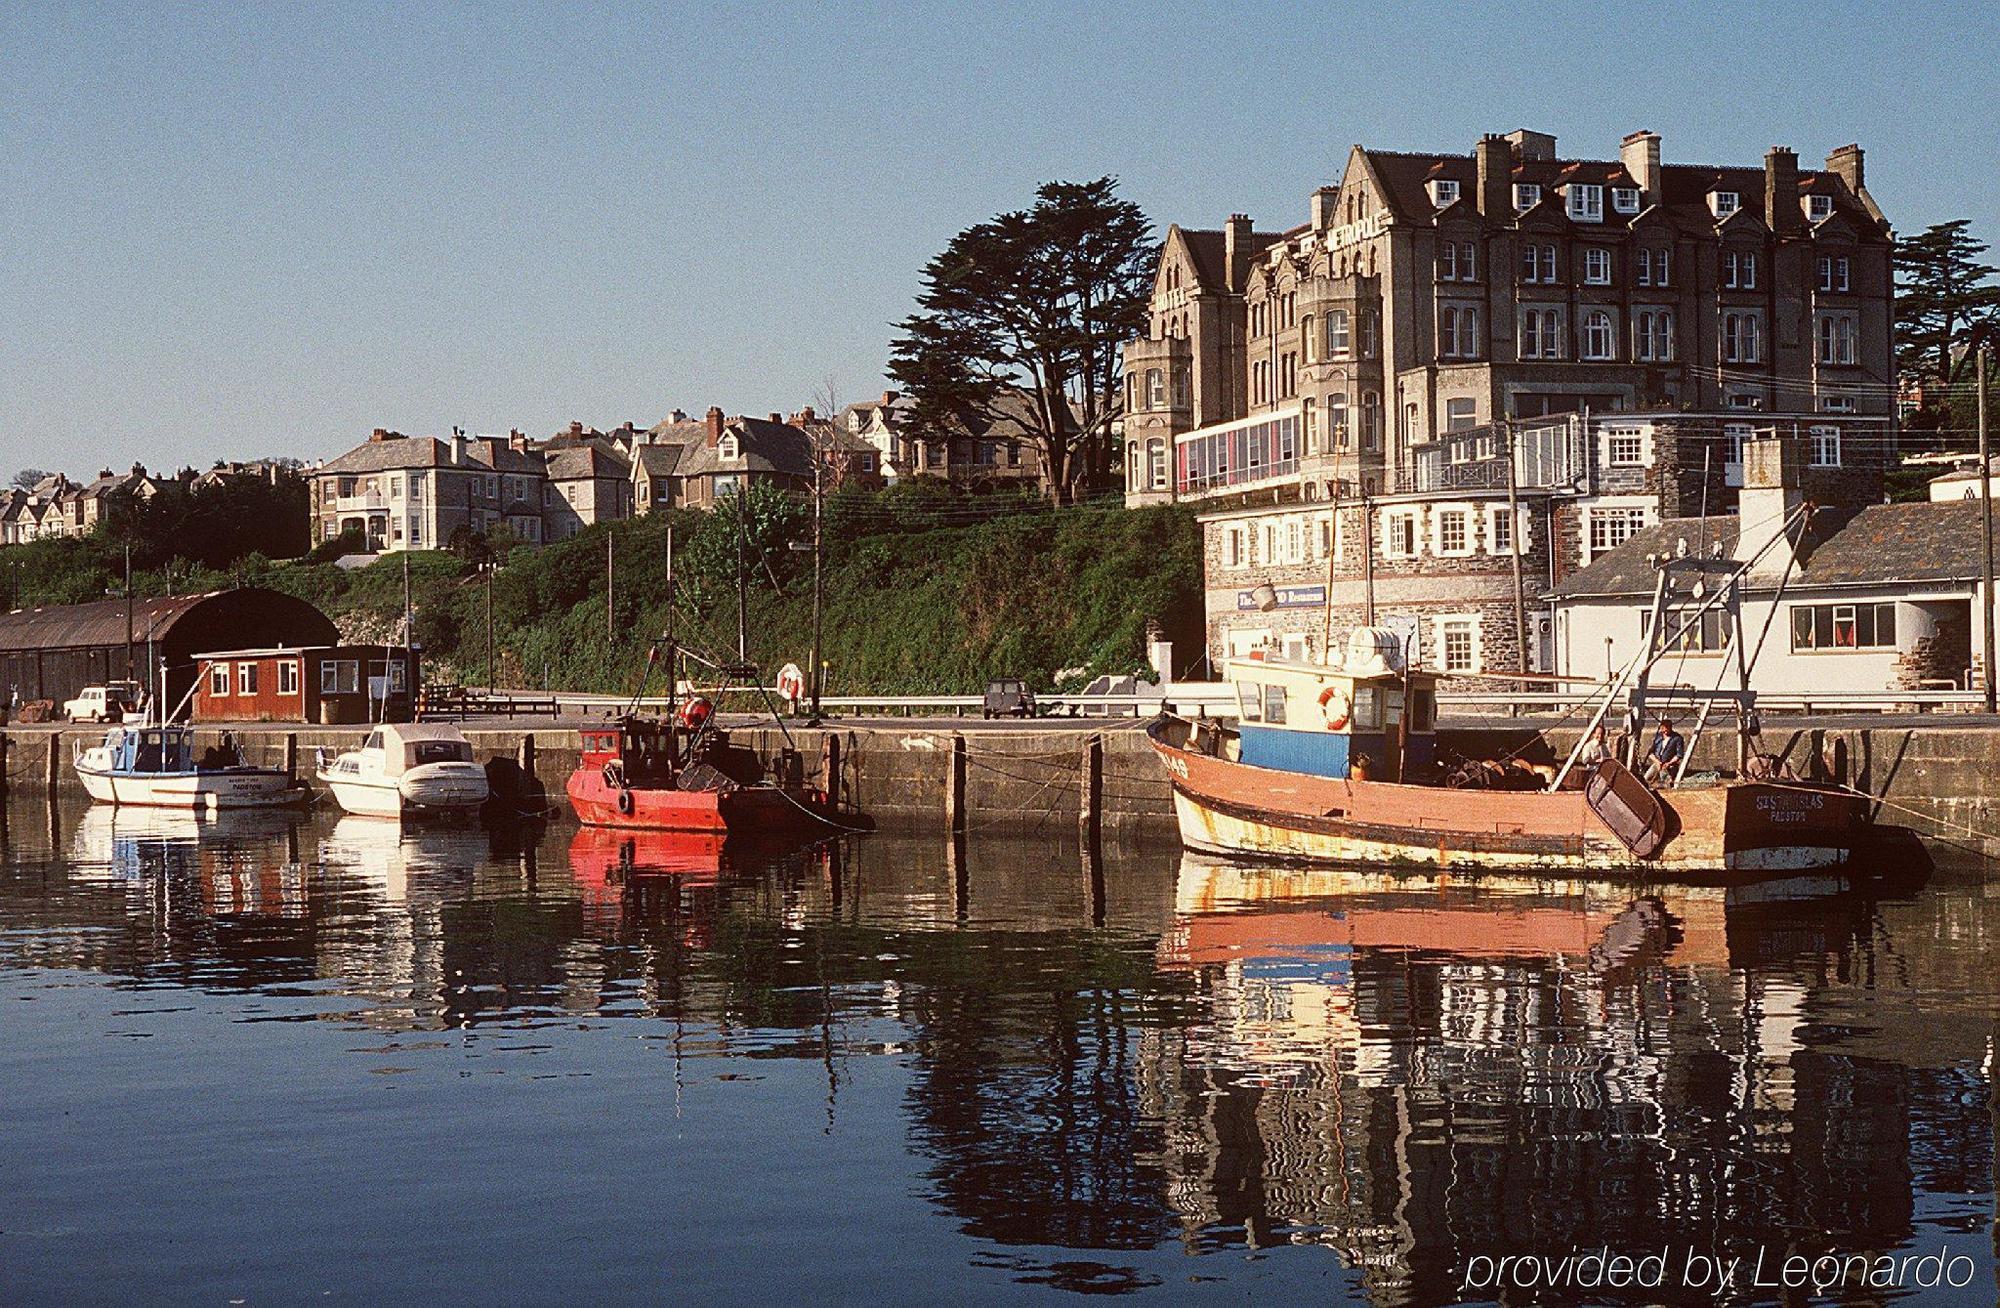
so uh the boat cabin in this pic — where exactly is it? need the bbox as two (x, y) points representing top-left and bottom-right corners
(1226, 653), (1438, 782)
(579, 718), (682, 784)
(97, 724), (216, 775)
(356, 724), (476, 773)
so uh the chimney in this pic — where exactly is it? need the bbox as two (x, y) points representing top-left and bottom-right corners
(671, 408), (688, 423)
(1620, 130), (1661, 205)
(1475, 134), (1509, 217)
(1309, 186), (1337, 231)
(880, 390), (898, 406)
(130, 462), (145, 477)
(1826, 143), (1864, 195)
(1765, 146), (1802, 235)
(767, 411), (783, 424)
(1504, 129), (1556, 162)
(1223, 213), (1254, 293)
(370, 427), (390, 443)
(508, 428), (527, 453)
(450, 432), (468, 465)
(1733, 435), (1806, 581)
(97, 468), (113, 480)
(705, 406), (724, 448)
(798, 406), (815, 423)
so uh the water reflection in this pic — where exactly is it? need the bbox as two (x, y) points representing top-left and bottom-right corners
(0, 798), (1994, 1304)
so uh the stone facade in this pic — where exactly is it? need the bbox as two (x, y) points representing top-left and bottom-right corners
(1131, 126), (1897, 671)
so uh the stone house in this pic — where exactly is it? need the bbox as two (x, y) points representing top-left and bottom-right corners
(543, 443), (633, 540)
(310, 430), (548, 552)
(1551, 437), (1983, 694)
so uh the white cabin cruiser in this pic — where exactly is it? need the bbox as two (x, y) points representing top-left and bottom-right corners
(316, 724), (489, 817)
(75, 724), (307, 810)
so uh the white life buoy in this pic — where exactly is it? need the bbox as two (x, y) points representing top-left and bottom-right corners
(1318, 686), (1351, 731)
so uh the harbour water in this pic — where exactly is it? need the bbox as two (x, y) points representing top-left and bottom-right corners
(2, 799), (1996, 1304)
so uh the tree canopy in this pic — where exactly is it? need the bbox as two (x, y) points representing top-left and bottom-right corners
(889, 178), (1154, 504)
(1895, 219), (1999, 397)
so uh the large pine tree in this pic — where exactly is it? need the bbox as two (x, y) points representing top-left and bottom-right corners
(889, 179), (1153, 505)
(1895, 219), (1999, 398)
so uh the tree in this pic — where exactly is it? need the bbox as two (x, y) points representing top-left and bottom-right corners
(1896, 220), (2000, 403)
(889, 178), (1154, 505)
(13, 468), (50, 491)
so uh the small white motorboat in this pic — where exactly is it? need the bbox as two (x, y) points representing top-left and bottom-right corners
(75, 724), (308, 810)
(316, 723), (489, 818)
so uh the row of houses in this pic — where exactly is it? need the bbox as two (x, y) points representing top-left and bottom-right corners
(309, 390), (1056, 555)
(1123, 126), (1988, 695)
(0, 461), (293, 547)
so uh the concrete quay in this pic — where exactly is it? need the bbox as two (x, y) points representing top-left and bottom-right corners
(6, 715), (2000, 850)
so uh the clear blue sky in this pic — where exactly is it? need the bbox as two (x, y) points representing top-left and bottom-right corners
(5, 0), (1995, 475)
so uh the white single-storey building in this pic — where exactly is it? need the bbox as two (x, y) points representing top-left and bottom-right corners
(1552, 438), (1992, 695)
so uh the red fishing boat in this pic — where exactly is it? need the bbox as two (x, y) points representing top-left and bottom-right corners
(566, 705), (831, 833)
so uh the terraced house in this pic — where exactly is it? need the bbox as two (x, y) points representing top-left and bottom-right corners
(1123, 127), (1896, 673)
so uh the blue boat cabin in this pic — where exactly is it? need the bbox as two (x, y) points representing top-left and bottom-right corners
(1226, 654), (1438, 782)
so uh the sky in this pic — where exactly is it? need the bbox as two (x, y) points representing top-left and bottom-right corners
(5, 0), (1997, 476)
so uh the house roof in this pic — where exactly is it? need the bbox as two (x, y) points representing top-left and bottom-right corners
(632, 444), (686, 478)
(317, 434), (542, 476)
(676, 417), (817, 480)
(546, 444), (630, 482)
(1552, 501), (1998, 600)
(1356, 145), (1886, 238)
(1173, 225), (1280, 291)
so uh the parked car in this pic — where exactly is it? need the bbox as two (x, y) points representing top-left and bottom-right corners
(64, 682), (140, 723)
(981, 678), (1036, 720)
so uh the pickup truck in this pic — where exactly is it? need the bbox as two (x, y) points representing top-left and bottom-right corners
(64, 683), (140, 723)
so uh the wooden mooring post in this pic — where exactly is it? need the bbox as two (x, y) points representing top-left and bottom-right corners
(946, 733), (967, 837)
(821, 732), (842, 814)
(0, 732), (9, 801)
(1079, 734), (1103, 847)
(283, 733), (299, 781)
(45, 732), (61, 800)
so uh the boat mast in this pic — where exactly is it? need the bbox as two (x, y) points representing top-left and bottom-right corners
(735, 485), (749, 664)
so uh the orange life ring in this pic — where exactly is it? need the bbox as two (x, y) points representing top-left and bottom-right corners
(1318, 686), (1351, 730)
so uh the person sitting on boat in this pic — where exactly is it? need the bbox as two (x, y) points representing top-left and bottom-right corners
(1578, 724), (1609, 769)
(1640, 718), (1685, 784)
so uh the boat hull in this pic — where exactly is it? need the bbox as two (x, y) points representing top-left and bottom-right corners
(1151, 717), (1862, 877)
(317, 763), (489, 818)
(77, 762), (306, 810)
(566, 766), (825, 834)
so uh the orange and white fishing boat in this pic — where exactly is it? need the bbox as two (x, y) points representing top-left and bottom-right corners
(1152, 549), (1878, 878)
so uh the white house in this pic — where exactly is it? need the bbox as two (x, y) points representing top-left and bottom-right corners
(1551, 437), (1988, 695)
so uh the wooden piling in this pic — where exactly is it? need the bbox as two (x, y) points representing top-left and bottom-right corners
(946, 733), (967, 836)
(45, 732), (61, 800)
(517, 733), (537, 783)
(1082, 839), (1105, 928)
(1079, 734), (1103, 847)
(283, 733), (298, 780)
(0, 732), (9, 801)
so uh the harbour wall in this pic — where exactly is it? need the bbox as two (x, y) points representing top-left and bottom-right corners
(7, 719), (2000, 849)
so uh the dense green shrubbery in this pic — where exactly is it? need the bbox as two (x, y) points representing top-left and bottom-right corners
(5, 486), (1202, 694)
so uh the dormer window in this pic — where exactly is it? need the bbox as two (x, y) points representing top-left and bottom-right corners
(1611, 187), (1640, 214)
(1514, 183), (1541, 211)
(1566, 184), (1604, 222)
(1429, 179), (1460, 208)
(1806, 194), (1834, 223)
(1710, 190), (1740, 218)
(717, 434), (739, 460)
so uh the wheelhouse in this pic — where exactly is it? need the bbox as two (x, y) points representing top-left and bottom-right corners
(103, 725), (197, 775)
(1225, 655), (1438, 782)
(579, 719), (679, 783)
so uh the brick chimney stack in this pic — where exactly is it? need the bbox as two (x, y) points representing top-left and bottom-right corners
(1765, 146), (1802, 235)
(705, 406), (724, 448)
(508, 428), (527, 453)
(370, 427), (391, 443)
(1223, 213), (1254, 293)
(767, 411), (782, 424)
(1620, 130), (1661, 205)
(880, 390), (897, 406)
(1475, 134), (1509, 217)
(1309, 186), (1337, 230)
(1826, 143), (1864, 195)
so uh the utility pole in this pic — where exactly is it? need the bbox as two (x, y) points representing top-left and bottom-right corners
(1980, 344), (1995, 713)
(485, 563), (495, 689)
(606, 530), (615, 644)
(1504, 420), (1526, 676)
(735, 486), (750, 663)
(123, 544), (135, 688)
(810, 427), (826, 720)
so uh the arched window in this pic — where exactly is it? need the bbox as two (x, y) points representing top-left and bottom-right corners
(1127, 442), (1142, 488)
(1146, 369), (1165, 408)
(1582, 310), (1615, 361)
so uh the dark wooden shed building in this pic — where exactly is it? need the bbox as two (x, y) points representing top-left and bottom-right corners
(0, 588), (338, 715)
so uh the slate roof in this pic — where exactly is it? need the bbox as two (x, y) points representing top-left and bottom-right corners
(1552, 501), (1996, 600)
(676, 417), (817, 480)
(1175, 225), (1280, 291)
(545, 444), (631, 482)
(632, 444), (686, 478)
(1359, 146), (1886, 238)
(317, 435), (543, 476)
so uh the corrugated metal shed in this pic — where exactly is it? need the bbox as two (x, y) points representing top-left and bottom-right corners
(0, 592), (211, 652)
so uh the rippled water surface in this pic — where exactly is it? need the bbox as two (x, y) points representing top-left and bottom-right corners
(2, 799), (1996, 1304)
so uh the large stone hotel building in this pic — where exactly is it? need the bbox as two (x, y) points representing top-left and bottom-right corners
(1123, 128), (1894, 676)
